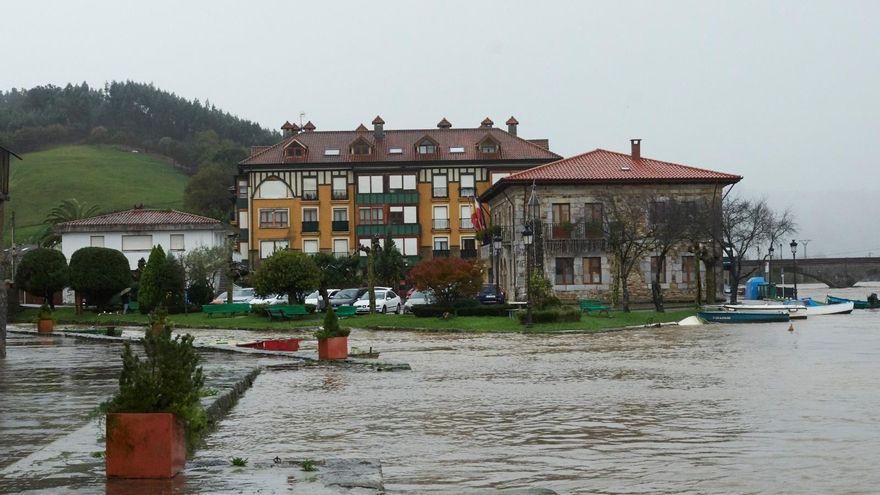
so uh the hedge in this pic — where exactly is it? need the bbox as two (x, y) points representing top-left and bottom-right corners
(412, 303), (512, 318)
(517, 306), (582, 324)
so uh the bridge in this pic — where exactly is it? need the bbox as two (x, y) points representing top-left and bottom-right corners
(739, 257), (880, 288)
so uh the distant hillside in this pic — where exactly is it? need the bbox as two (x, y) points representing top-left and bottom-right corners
(0, 81), (279, 174)
(4, 145), (189, 246)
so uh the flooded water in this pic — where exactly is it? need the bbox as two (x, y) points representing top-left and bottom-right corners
(196, 284), (880, 494)
(2, 283), (879, 494)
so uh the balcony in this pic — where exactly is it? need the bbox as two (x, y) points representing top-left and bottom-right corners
(332, 220), (349, 232)
(332, 189), (348, 200)
(432, 187), (448, 198)
(301, 221), (319, 233)
(302, 190), (318, 201)
(460, 218), (474, 230)
(546, 222), (604, 241)
(432, 219), (450, 230)
(433, 249), (450, 258)
(460, 248), (478, 258)
(356, 223), (421, 236)
(356, 192), (419, 205)
(333, 251), (351, 258)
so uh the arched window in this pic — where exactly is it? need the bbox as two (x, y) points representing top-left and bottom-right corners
(254, 178), (291, 199)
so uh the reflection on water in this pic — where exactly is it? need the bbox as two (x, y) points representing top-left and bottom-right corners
(196, 284), (880, 494)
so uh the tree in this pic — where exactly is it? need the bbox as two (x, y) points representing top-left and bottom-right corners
(183, 163), (234, 220)
(138, 245), (178, 311)
(38, 198), (102, 247)
(69, 247), (131, 311)
(647, 199), (697, 312)
(14, 248), (69, 309)
(602, 194), (658, 312)
(374, 234), (406, 289)
(718, 196), (796, 304)
(312, 252), (361, 309)
(251, 250), (320, 304)
(409, 258), (484, 307)
(182, 245), (230, 305)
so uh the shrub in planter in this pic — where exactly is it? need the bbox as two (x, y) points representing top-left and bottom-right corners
(517, 306), (582, 324)
(36, 304), (55, 332)
(314, 308), (351, 360)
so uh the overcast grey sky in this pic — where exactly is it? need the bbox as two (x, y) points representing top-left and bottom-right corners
(3, 0), (878, 257)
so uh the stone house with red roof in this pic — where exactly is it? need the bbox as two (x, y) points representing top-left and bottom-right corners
(235, 116), (559, 268)
(480, 140), (742, 303)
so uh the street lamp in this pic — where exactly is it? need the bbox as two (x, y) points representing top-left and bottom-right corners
(522, 224), (534, 327)
(767, 245), (774, 287)
(492, 234), (502, 299)
(790, 239), (798, 300)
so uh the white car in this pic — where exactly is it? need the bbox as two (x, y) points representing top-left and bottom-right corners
(403, 290), (434, 313)
(353, 288), (401, 314)
(249, 294), (288, 305)
(211, 287), (255, 304)
(305, 289), (340, 311)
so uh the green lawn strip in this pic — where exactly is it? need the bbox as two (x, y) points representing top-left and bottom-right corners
(15, 307), (696, 333)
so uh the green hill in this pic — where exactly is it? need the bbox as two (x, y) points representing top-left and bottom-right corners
(4, 145), (189, 245)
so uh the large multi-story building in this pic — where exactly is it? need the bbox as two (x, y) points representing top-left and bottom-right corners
(234, 116), (560, 267)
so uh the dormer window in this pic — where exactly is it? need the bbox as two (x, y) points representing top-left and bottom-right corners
(477, 135), (500, 155)
(418, 140), (437, 154)
(283, 140), (307, 161)
(352, 143), (370, 155)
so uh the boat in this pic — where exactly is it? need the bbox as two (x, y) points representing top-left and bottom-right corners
(795, 298), (854, 316)
(699, 308), (791, 323)
(348, 346), (380, 359)
(826, 294), (880, 310)
(236, 338), (300, 351)
(723, 303), (808, 319)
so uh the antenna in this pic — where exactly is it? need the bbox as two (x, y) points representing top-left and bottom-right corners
(299, 111), (306, 128)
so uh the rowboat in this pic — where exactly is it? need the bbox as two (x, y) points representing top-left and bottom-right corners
(348, 346), (380, 359)
(724, 303), (808, 319)
(235, 338), (301, 351)
(796, 298), (854, 315)
(698, 309), (791, 323)
(826, 294), (880, 310)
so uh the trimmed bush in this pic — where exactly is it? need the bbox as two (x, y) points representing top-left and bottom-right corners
(69, 247), (132, 311)
(14, 248), (69, 307)
(517, 306), (582, 324)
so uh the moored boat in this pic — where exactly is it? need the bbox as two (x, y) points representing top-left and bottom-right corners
(236, 338), (301, 351)
(699, 309), (791, 323)
(796, 298), (854, 315)
(724, 303), (808, 319)
(826, 294), (880, 310)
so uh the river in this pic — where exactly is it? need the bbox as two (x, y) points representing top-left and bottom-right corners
(196, 284), (880, 494)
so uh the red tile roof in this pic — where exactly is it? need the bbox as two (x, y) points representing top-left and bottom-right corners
(56, 209), (226, 231)
(482, 148), (741, 200)
(240, 127), (561, 166)
(505, 116), (519, 125)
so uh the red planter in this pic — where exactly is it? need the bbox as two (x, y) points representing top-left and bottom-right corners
(37, 319), (54, 333)
(106, 413), (186, 478)
(237, 338), (300, 351)
(318, 336), (348, 360)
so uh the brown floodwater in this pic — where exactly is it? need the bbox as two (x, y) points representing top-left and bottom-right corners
(197, 285), (880, 494)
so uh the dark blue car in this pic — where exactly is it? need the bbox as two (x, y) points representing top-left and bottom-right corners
(478, 284), (505, 304)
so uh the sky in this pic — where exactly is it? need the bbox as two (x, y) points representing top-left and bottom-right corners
(3, 0), (878, 258)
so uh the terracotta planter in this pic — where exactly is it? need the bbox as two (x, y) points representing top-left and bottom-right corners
(37, 319), (54, 333)
(106, 412), (186, 478)
(318, 336), (349, 360)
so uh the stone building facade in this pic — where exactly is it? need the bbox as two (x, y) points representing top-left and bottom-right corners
(480, 140), (741, 304)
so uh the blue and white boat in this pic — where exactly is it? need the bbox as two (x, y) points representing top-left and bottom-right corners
(699, 308), (791, 323)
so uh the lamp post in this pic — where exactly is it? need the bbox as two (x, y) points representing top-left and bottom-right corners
(790, 239), (798, 300)
(493, 234), (502, 299)
(767, 245), (774, 284)
(522, 224), (533, 327)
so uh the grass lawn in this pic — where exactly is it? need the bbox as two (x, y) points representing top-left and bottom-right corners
(14, 307), (698, 334)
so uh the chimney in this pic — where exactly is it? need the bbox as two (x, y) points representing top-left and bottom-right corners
(372, 115), (385, 139)
(302, 121), (316, 132)
(281, 121), (299, 136)
(630, 138), (641, 160)
(437, 117), (452, 129)
(506, 116), (519, 136)
(480, 117), (494, 128)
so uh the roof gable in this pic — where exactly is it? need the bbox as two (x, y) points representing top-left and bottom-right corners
(56, 208), (227, 232)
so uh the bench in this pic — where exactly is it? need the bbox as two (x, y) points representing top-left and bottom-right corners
(201, 303), (252, 317)
(334, 306), (357, 319)
(578, 299), (611, 316)
(266, 305), (310, 320)
(128, 301), (140, 313)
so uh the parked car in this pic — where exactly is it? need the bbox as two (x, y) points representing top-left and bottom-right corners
(330, 288), (368, 308)
(211, 287), (256, 304)
(477, 284), (505, 304)
(353, 288), (401, 314)
(305, 289), (340, 311)
(249, 293), (288, 305)
(403, 290), (434, 313)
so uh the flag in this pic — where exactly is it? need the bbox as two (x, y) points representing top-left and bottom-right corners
(472, 195), (486, 231)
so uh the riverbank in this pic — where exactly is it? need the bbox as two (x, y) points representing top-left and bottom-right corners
(14, 307), (697, 333)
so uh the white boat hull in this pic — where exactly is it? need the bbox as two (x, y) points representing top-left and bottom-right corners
(804, 301), (854, 316)
(724, 303), (809, 319)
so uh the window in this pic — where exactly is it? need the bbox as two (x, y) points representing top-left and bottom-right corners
(649, 201), (668, 227)
(433, 205), (449, 229)
(324, 148), (340, 156)
(433, 237), (449, 250)
(459, 174), (475, 197)
(260, 240), (288, 258)
(478, 140), (498, 153)
(302, 208), (318, 222)
(460, 204), (473, 229)
(255, 179), (289, 199)
(388, 174), (417, 191)
(90, 235), (105, 247)
(432, 174), (448, 198)
(359, 207), (384, 225)
(259, 208), (289, 228)
(357, 175), (384, 194)
(584, 257), (602, 284)
(389, 206), (416, 225)
(332, 176), (348, 200)
(333, 238), (349, 256)
(651, 256), (667, 284)
(461, 237), (477, 258)
(332, 208), (348, 221)
(238, 179), (248, 198)
(358, 237), (385, 255)
(584, 203), (604, 238)
(552, 203), (572, 239)
(418, 139), (437, 154)
(170, 234), (185, 252)
(449, 146), (465, 153)
(302, 177), (318, 200)
(351, 142), (370, 155)
(389, 147), (403, 154)
(490, 172), (510, 184)
(682, 256), (695, 284)
(303, 239), (319, 254)
(392, 237), (419, 255)
(555, 257), (574, 285)
(122, 235), (152, 252)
